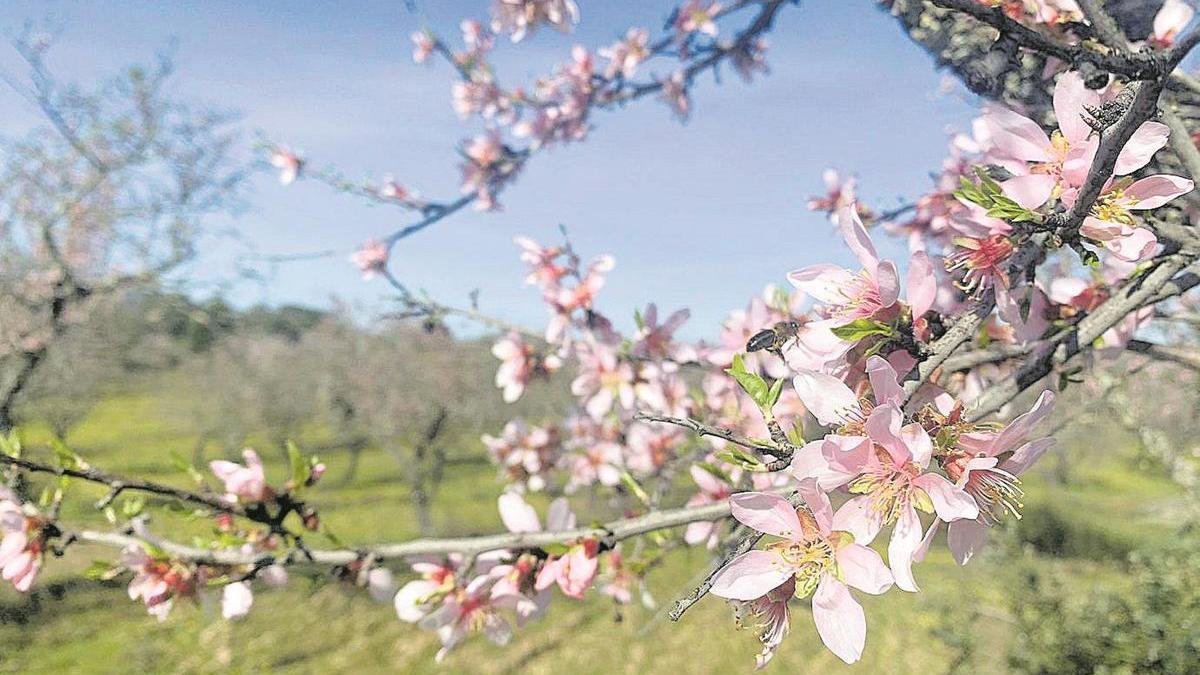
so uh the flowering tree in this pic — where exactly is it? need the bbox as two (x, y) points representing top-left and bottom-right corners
(7, 0), (1200, 669)
(0, 34), (245, 431)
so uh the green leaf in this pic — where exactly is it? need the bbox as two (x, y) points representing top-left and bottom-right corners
(619, 471), (651, 505)
(831, 319), (895, 343)
(83, 560), (124, 581)
(767, 378), (785, 408)
(542, 542), (570, 556)
(696, 462), (732, 485)
(287, 441), (307, 489)
(725, 353), (771, 410)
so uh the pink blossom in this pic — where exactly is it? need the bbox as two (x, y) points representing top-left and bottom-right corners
(1151, 0), (1194, 48)
(624, 422), (684, 476)
(565, 440), (624, 492)
(658, 71), (690, 122)
(709, 485), (894, 665)
(788, 204), (935, 328)
(395, 556), (461, 623)
(481, 420), (560, 492)
(790, 358), (979, 590)
(988, 72), (1170, 210)
(123, 545), (198, 622)
(683, 465), (733, 549)
(411, 32), (435, 63)
(418, 576), (514, 662)
(269, 146), (302, 186)
(676, 1), (722, 40)
(807, 168), (859, 220)
(491, 0), (580, 42)
(209, 449), (268, 503)
(932, 391), (1056, 564)
(631, 304), (697, 363)
(598, 549), (635, 604)
(535, 536), (599, 599)
(1076, 175), (1194, 262)
(0, 489), (42, 592)
(492, 332), (562, 403)
(351, 239), (390, 279)
(571, 337), (635, 419)
(598, 28), (650, 79)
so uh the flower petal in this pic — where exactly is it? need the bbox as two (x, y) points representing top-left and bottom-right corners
(947, 519), (990, 565)
(832, 495), (883, 546)
(709, 550), (793, 601)
(888, 506), (923, 592)
(865, 355), (903, 407)
(1125, 174), (1194, 209)
(792, 370), (858, 426)
(498, 493), (541, 533)
(1114, 122), (1171, 175)
(913, 473), (979, 522)
(812, 576), (867, 665)
(729, 492), (805, 540)
(836, 544), (893, 595)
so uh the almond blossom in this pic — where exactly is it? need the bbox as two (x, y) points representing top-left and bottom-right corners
(209, 449), (269, 503)
(598, 28), (650, 79)
(1075, 175), (1194, 262)
(351, 239), (390, 279)
(491, 331), (563, 403)
(0, 488), (43, 592)
(933, 391), (1056, 564)
(788, 203), (935, 329)
(123, 545), (200, 622)
(268, 146), (302, 185)
(989, 72), (1170, 211)
(790, 357), (980, 591)
(490, 0), (580, 42)
(1151, 0), (1195, 48)
(709, 484), (894, 665)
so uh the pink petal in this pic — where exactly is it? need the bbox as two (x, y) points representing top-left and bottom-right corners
(1002, 174), (1056, 210)
(1080, 216), (1128, 242)
(709, 550), (793, 601)
(837, 204), (878, 270)
(819, 434), (873, 477)
(906, 251), (937, 319)
(797, 478), (834, 535)
(545, 497), (575, 531)
(982, 106), (1052, 162)
(902, 423), (934, 469)
(992, 390), (1056, 456)
(498, 493), (541, 533)
(947, 519), (990, 565)
(865, 404), (909, 465)
(875, 260), (900, 308)
(1053, 71), (1100, 144)
(1126, 174), (1194, 209)
(888, 506), (923, 592)
(791, 370), (857, 426)
(729, 492), (805, 540)
(1155, 0), (1195, 41)
(1002, 437), (1057, 475)
(787, 264), (855, 306)
(913, 473), (979, 522)
(835, 544), (893, 595)
(1114, 122), (1170, 175)
(865, 355), (903, 407)
(811, 576), (867, 665)
(1104, 228), (1158, 262)
(831, 495), (883, 546)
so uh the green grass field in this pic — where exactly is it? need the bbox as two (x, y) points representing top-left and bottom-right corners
(0, 376), (1188, 674)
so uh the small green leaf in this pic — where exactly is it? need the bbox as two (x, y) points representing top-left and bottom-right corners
(767, 378), (785, 408)
(831, 319), (895, 343)
(619, 471), (651, 505)
(287, 441), (307, 489)
(725, 354), (771, 410)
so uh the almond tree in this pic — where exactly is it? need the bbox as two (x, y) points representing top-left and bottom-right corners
(0, 35), (245, 430)
(6, 1), (1200, 669)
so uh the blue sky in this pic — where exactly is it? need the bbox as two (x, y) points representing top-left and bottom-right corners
(0, 1), (979, 339)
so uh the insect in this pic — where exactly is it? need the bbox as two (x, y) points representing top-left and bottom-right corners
(745, 320), (801, 358)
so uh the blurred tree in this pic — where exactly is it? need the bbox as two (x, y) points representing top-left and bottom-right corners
(0, 33), (246, 430)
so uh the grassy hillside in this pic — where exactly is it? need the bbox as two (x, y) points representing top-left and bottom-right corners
(0, 376), (1190, 674)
